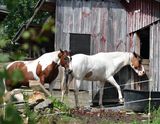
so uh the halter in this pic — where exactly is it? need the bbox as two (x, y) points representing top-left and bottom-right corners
(65, 56), (72, 74)
(58, 49), (71, 69)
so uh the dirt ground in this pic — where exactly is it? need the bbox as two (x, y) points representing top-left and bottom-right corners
(52, 90), (91, 108)
(9, 87), (150, 124)
(51, 90), (149, 124)
(69, 107), (149, 124)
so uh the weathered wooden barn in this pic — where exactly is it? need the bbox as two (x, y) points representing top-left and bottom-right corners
(122, 0), (160, 92)
(12, 0), (160, 105)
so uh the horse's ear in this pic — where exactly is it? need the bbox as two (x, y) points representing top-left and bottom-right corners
(133, 51), (137, 58)
(60, 49), (64, 53)
(69, 50), (72, 55)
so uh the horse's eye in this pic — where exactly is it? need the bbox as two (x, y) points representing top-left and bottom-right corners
(64, 57), (68, 61)
(134, 67), (138, 69)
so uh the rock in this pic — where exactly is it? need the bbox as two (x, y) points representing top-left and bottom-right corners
(28, 91), (46, 104)
(4, 89), (24, 103)
(13, 92), (24, 102)
(34, 99), (53, 110)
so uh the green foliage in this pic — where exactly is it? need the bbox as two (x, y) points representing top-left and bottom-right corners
(0, 104), (23, 124)
(0, 66), (8, 97)
(0, 1), (57, 124)
(22, 31), (31, 40)
(0, 53), (10, 62)
(24, 104), (38, 124)
(50, 96), (70, 114)
(2, 0), (19, 10)
(0, 33), (10, 49)
(22, 98), (71, 124)
(3, 0), (38, 39)
(10, 69), (24, 85)
(9, 51), (27, 61)
(0, 78), (5, 97)
(151, 107), (160, 124)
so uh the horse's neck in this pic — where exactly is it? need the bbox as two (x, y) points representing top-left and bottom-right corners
(37, 51), (60, 63)
(112, 52), (131, 69)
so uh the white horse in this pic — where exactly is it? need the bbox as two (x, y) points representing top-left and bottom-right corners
(60, 52), (145, 107)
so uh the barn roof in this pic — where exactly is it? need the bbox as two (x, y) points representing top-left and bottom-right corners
(123, 0), (160, 2)
(0, 5), (8, 21)
(155, 0), (160, 2)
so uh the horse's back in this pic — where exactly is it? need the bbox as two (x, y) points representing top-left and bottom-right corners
(70, 52), (127, 79)
(71, 52), (114, 65)
(71, 53), (110, 72)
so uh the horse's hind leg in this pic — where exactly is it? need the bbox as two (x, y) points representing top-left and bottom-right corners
(107, 76), (123, 103)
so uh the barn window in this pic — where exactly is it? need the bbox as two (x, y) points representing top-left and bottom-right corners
(138, 27), (150, 59)
(70, 33), (91, 55)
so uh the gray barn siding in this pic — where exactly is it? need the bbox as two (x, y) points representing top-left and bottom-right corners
(125, 0), (160, 92)
(127, 0), (160, 33)
(54, 0), (127, 93)
(55, 0), (127, 53)
(150, 21), (160, 91)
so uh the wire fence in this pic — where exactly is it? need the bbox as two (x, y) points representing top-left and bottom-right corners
(2, 79), (158, 123)
(56, 79), (156, 123)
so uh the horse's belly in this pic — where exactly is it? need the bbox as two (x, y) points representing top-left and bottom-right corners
(83, 72), (106, 82)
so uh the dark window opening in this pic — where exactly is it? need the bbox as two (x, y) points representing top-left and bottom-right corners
(138, 27), (150, 59)
(70, 33), (91, 55)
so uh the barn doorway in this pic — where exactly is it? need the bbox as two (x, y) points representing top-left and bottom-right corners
(70, 33), (91, 55)
(133, 27), (150, 90)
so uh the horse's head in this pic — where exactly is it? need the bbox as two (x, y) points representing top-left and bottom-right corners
(58, 49), (72, 70)
(130, 52), (145, 76)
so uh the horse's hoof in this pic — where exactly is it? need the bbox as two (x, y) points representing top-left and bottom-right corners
(119, 98), (124, 104)
(75, 106), (80, 109)
(99, 104), (104, 108)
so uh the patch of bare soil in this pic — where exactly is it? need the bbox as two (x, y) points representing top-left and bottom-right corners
(70, 107), (149, 123)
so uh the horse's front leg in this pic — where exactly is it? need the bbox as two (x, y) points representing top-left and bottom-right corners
(49, 80), (56, 95)
(74, 79), (81, 108)
(61, 78), (66, 102)
(60, 67), (65, 102)
(61, 72), (73, 102)
(99, 82), (105, 107)
(107, 76), (123, 103)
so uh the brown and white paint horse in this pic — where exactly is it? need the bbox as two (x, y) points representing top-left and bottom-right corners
(4, 49), (71, 93)
(60, 52), (145, 107)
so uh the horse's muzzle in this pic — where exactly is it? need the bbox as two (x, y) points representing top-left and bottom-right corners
(65, 69), (72, 75)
